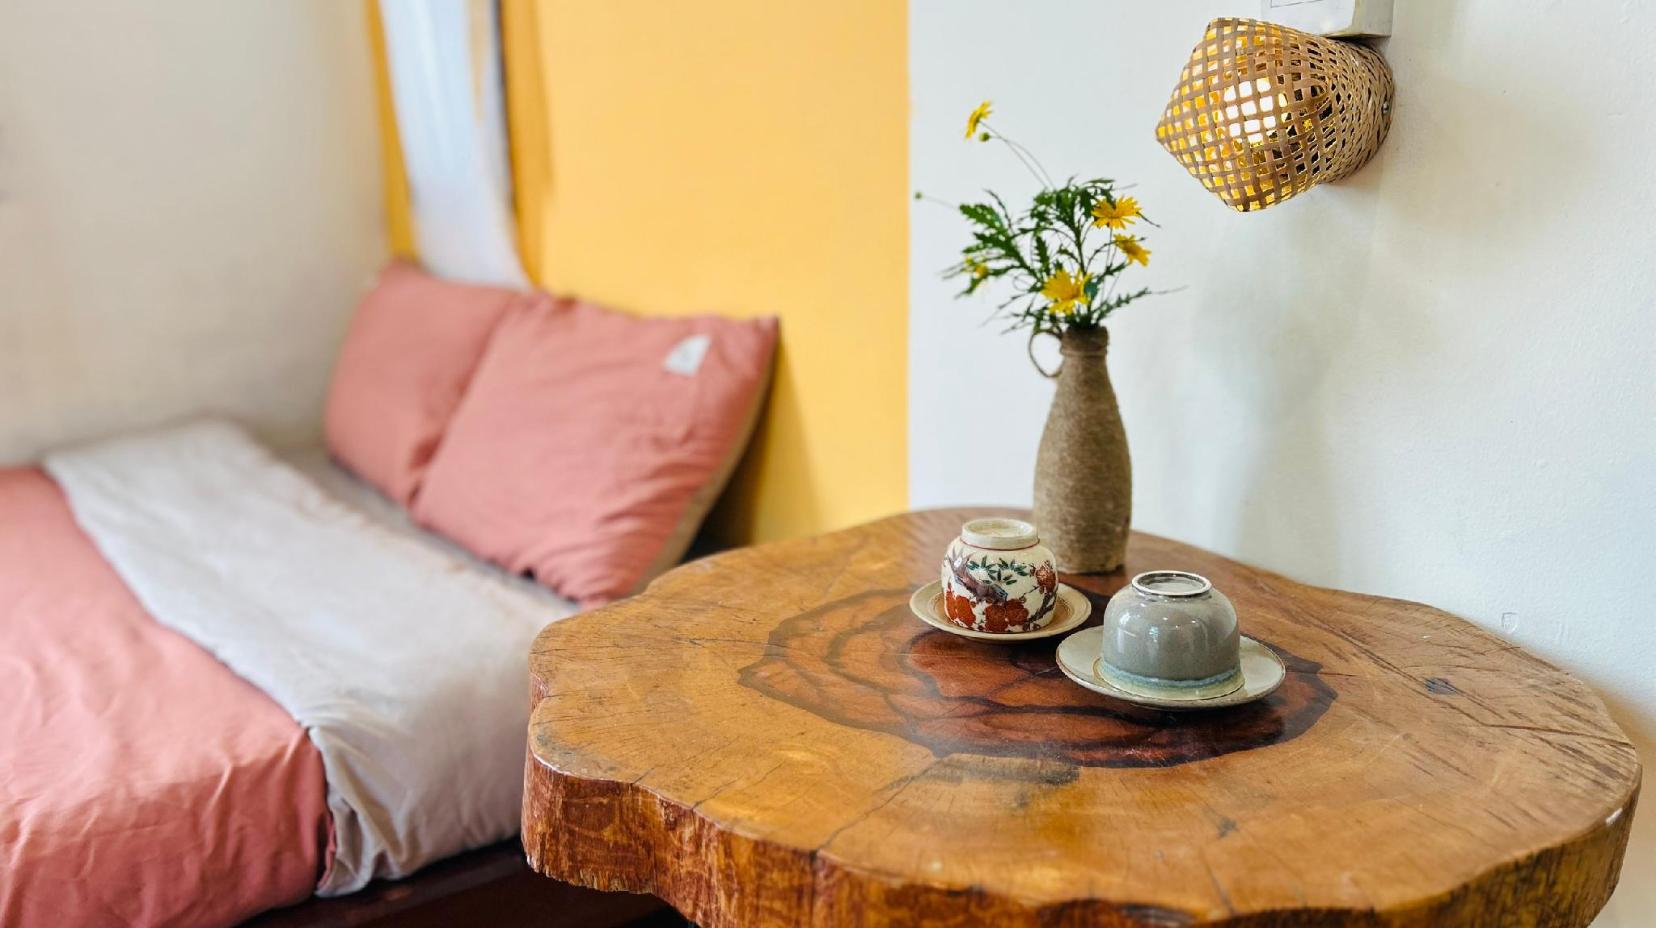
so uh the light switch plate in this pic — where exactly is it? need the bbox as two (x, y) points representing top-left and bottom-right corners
(1262, 0), (1393, 37)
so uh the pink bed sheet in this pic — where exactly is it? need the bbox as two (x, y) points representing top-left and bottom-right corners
(0, 467), (332, 927)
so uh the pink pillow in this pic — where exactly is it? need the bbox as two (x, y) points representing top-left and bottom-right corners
(324, 262), (526, 504)
(413, 298), (778, 605)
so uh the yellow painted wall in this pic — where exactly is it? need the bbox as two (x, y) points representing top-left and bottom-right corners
(373, 0), (909, 544)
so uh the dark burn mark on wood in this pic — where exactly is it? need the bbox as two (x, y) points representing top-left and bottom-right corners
(1425, 676), (1461, 695)
(738, 588), (1336, 769)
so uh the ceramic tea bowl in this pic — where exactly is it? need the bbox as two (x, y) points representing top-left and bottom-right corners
(939, 518), (1059, 634)
(1097, 570), (1243, 699)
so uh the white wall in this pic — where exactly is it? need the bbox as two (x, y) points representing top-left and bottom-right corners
(0, 1), (384, 462)
(911, 1), (1653, 922)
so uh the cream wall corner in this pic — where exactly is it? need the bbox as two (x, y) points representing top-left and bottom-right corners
(0, 1), (384, 463)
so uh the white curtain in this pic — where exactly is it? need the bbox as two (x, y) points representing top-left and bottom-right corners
(378, 0), (527, 288)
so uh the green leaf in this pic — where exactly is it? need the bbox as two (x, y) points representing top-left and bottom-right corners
(959, 202), (1001, 228)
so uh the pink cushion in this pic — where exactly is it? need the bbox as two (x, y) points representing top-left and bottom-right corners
(324, 262), (524, 504)
(413, 298), (778, 605)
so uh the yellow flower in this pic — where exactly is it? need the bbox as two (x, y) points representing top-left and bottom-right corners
(1091, 196), (1141, 230)
(1040, 267), (1091, 316)
(964, 100), (992, 140)
(1114, 235), (1151, 267)
(966, 257), (989, 279)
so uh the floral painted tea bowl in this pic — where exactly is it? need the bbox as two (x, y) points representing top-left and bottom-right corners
(940, 518), (1059, 634)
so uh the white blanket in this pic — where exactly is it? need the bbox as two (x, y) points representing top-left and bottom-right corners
(45, 419), (577, 895)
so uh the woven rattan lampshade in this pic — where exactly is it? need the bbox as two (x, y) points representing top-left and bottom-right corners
(1155, 18), (1394, 212)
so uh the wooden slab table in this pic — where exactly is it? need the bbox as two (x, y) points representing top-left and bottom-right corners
(522, 509), (1641, 927)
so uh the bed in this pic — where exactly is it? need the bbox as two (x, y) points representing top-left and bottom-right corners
(0, 425), (653, 927)
(1, 263), (775, 927)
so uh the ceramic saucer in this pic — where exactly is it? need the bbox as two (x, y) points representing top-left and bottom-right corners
(1055, 626), (1286, 710)
(910, 580), (1091, 643)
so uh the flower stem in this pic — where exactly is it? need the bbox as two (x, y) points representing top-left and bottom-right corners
(984, 124), (1054, 189)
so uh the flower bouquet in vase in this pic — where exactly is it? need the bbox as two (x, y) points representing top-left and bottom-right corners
(937, 102), (1158, 573)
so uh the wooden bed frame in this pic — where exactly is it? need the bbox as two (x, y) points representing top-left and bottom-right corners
(244, 840), (675, 928)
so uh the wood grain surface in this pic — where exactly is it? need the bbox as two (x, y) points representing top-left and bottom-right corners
(524, 509), (1641, 927)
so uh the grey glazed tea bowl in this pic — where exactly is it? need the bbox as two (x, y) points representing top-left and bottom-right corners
(1097, 571), (1243, 700)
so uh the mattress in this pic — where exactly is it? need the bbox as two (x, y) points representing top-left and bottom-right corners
(45, 424), (579, 893)
(2, 437), (581, 925)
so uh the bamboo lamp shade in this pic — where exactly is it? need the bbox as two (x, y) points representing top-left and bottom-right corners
(1155, 18), (1394, 212)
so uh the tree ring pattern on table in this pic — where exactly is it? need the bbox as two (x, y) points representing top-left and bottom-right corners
(738, 588), (1335, 769)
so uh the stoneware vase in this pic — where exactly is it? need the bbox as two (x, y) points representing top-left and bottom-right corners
(1032, 327), (1131, 573)
(940, 518), (1060, 634)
